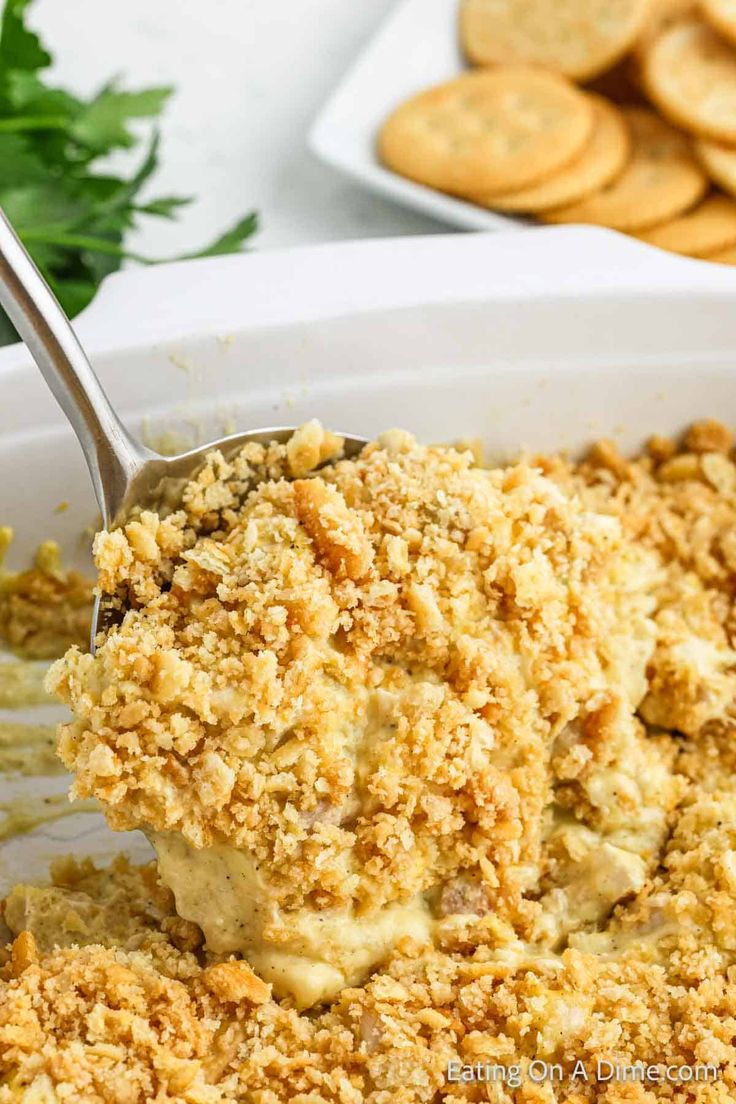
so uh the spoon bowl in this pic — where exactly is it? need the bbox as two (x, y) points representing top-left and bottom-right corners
(0, 209), (367, 649)
(90, 424), (366, 646)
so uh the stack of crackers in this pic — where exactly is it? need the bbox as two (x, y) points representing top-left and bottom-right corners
(378, 0), (736, 263)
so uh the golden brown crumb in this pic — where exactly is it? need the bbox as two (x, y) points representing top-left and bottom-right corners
(647, 433), (676, 462)
(684, 417), (734, 454)
(656, 451), (702, 483)
(292, 477), (374, 580)
(203, 960), (272, 1004)
(285, 418), (344, 478)
(9, 930), (37, 975)
(586, 437), (631, 480)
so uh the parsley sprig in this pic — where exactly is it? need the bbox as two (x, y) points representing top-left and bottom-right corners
(0, 0), (258, 345)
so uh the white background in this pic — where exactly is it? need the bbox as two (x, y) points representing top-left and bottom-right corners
(33, 0), (443, 255)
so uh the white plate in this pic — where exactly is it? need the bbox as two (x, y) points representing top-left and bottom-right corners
(1, 226), (735, 888)
(309, 0), (525, 232)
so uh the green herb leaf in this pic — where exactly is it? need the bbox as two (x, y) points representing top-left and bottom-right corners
(136, 195), (191, 220)
(184, 212), (259, 259)
(1, 181), (86, 231)
(0, 0), (50, 78)
(4, 69), (78, 116)
(71, 84), (173, 154)
(47, 275), (100, 319)
(0, 0), (258, 345)
(86, 131), (167, 223)
(0, 132), (46, 184)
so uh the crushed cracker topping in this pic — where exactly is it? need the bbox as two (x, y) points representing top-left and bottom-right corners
(47, 429), (661, 984)
(0, 529), (93, 659)
(3, 420), (736, 1100)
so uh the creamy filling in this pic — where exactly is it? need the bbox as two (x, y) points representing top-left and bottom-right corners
(0, 792), (97, 842)
(152, 831), (434, 1008)
(0, 721), (62, 777)
(0, 661), (53, 709)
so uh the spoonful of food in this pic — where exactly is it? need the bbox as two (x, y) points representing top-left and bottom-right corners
(0, 209), (366, 649)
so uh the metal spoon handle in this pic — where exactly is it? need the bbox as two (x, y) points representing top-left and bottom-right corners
(0, 208), (148, 527)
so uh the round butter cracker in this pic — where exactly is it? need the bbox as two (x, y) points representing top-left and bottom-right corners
(481, 96), (630, 214)
(459, 0), (651, 81)
(635, 194), (736, 255)
(708, 244), (736, 262)
(642, 17), (736, 143)
(543, 107), (707, 231)
(701, 0), (736, 47)
(696, 137), (736, 197)
(634, 0), (696, 56)
(378, 69), (594, 196)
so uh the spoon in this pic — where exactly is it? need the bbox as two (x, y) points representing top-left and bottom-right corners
(0, 209), (366, 649)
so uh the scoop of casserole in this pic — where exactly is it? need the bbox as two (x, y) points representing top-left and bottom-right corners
(49, 422), (665, 1005)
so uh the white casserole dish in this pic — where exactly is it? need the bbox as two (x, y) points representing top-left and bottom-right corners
(1, 225), (735, 889)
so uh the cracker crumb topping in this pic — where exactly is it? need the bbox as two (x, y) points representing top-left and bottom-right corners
(4, 420), (736, 1100)
(0, 529), (93, 659)
(48, 430), (658, 949)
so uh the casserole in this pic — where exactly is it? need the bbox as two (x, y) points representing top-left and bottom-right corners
(1, 228), (736, 1099)
(1, 225), (734, 889)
